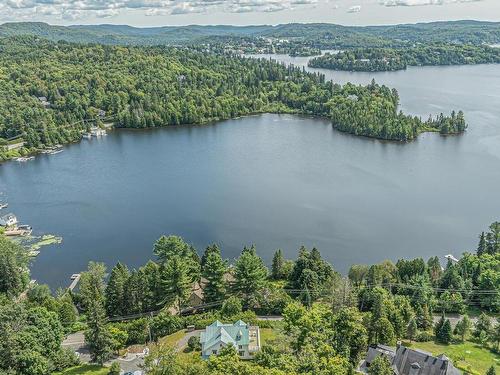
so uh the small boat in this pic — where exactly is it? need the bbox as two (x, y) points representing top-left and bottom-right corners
(28, 250), (40, 257)
(49, 149), (63, 155)
(14, 156), (34, 162)
(82, 133), (92, 140)
(0, 203), (8, 210)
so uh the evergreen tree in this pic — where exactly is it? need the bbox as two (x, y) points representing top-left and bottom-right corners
(80, 262), (113, 365)
(271, 249), (285, 280)
(407, 318), (418, 342)
(201, 244), (220, 268)
(201, 248), (227, 303)
(234, 246), (268, 306)
(427, 256), (443, 286)
(439, 319), (453, 344)
(477, 232), (487, 256)
(454, 315), (471, 342)
(105, 262), (129, 317)
(474, 312), (492, 338)
(0, 236), (29, 298)
(486, 366), (496, 375)
(486, 222), (500, 254)
(160, 256), (192, 312)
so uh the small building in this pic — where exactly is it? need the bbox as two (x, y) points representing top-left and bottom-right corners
(98, 109), (106, 119)
(37, 96), (51, 108)
(360, 342), (461, 375)
(200, 320), (260, 359)
(0, 213), (18, 227)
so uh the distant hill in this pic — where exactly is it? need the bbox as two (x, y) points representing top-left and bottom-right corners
(1, 20), (499, 46)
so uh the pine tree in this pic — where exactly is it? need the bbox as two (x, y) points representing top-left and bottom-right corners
(201, 244), (220, 268)
(271, 249), (285, 280)
(202, 248), (227, 303)
(454, 315), (471, 342)
(234, 246), (268, 306)
(160, 255), (192, 312)
(407, 318), (418, 342)
(477, 232), (487, 256)
(105, 262), (129, 317)
(486, 365), (496, 375)
(439, 319), (453, 344)
(434, 313), (446, 339)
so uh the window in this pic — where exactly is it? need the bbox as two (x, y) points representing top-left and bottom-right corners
(212, 350), (217, 355)
(239, 351), (245, 356)
(238, 345), (243, 349)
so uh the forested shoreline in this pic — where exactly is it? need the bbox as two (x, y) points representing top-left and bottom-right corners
(0, 37), (467, 162)
(0, 221), (499, 374)
(308, 44), (500, 72)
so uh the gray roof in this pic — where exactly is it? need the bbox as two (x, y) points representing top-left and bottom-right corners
(365, 343), (461, 375)
(392, 344), (461, 375)
(200, 320), (250, 352)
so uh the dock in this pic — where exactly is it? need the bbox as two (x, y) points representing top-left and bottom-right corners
(68, 274), (81, 291)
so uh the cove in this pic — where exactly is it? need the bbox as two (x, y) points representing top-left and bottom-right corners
(1, 61), (500, 288)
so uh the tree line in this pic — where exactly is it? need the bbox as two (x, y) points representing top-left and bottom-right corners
(0, 221), (498, 374)
(308, 44), (500, 72)
(0, 36), (467, 161)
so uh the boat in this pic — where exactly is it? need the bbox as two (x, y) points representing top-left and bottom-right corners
(14, 156), (34, 162)
(49, 149), (63, 155)
(0, 203), (7, 210)
(82, 133), (92, 140)
(28, 250), (40, 257)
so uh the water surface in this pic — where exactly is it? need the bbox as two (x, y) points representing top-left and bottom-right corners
(1, 58), (499, 288)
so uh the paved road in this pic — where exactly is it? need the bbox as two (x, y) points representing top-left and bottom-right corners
(176, 330), (202, 351)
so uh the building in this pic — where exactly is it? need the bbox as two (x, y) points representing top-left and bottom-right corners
(37, 96), (51, 108)
(1, 141), (25, 151)
(200, 320), (260, 359)
(0, 213), (18, 227)
(360, 343), (461, 375)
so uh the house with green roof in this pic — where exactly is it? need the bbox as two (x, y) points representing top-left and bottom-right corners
(200, 320), (261, 359)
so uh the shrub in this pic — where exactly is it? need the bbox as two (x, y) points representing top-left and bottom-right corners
(187, 336), (201, 352)
(108, 362), (120, 375)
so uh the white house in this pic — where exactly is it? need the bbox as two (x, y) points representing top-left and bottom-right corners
(0, 213), (18, 227)
(200, 320), (260, 360)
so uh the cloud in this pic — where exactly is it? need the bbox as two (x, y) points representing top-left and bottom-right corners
(2, 0), (322, 20)
(381, 0), (483, 6)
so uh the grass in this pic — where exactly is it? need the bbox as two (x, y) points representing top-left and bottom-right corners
(260, 328), (279, 345)
(160, 329), (187, 347)
(404, 340), (499, 374)
(53, 364), (108, 375)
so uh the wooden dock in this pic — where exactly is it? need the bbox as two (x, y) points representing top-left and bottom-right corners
(68, 274), (81, 291)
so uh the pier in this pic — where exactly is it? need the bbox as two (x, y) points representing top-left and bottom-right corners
(68, 274), (81, 291)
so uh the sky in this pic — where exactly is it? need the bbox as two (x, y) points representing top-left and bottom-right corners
(0, 0), (498, 27)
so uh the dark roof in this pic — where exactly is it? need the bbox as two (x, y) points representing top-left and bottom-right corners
(392, 344), (461, 375)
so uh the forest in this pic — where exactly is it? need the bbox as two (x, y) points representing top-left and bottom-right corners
(0, 221), (499, 374)
(308, 44), (500, 72)
(0, 37), (467, 161)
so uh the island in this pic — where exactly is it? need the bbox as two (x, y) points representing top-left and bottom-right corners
(308, 44), (500, 72)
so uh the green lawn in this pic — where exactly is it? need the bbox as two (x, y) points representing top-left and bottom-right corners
(404, 340), (499, 374)
(53, 364), (108, 375)
(260, 328), (279, 345)
(160, 329), (187, 347)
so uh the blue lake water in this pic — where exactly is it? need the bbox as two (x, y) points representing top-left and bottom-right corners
(1, 58), (500, 288)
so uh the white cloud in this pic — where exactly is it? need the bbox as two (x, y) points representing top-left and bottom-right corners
(1, 0), (322, 20)
(382, 0), (483, 6)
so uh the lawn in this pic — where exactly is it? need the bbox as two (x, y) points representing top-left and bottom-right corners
(260, 328), (279, 345)
(53, 364), (108, 375)
(160, 329), (188, 347)
(404, 340), (499, 374)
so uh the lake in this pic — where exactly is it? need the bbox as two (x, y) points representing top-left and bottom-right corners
(1, 57), (500, 288)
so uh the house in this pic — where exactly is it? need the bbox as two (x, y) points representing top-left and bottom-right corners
(37, 96), (51, 108)
(360, 342), (461, 375)
(200, 320), (260, 359)
(0, 213), (18, 227)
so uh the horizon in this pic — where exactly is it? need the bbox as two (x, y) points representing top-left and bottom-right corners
(1, 0), (499, 28)
(2, 18), (500, 30)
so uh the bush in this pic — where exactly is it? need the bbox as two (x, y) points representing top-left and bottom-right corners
(415, 331), (433, 342)
(108, 362), (120, 375)
(124, 319), (149, 345)
(150, 313), (183, 341)
(221, 296), (243, 317)
(187, 336), (201, 352)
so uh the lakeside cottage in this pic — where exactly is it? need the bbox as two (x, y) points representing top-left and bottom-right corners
(0, 213), (18, 227)
(360, 342), (461, 375)
(200, 320), (261, 359)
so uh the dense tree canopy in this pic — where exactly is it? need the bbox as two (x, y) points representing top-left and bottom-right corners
(0, 36), (467, 162)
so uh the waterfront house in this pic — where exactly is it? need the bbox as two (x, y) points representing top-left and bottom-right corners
(0, 213), (18, 227)
(360, 342), (461, 375)
(200, 320), (260, 359)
